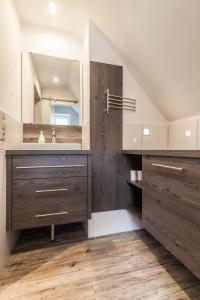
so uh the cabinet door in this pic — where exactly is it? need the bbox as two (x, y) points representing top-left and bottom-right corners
(142, 155), (200, 279)
(12, 177), (87, 230)
(12, 155), (87, 179)
(90, 61), (124, 212)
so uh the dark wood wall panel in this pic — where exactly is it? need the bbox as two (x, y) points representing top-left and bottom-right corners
(90, 61), (123, 212)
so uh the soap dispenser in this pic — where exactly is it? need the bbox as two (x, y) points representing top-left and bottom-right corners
(38, 130), (46, 144)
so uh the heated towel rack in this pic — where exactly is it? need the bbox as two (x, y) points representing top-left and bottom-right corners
(105, 89), (136, 114)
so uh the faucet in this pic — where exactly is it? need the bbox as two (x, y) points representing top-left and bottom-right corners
(51, 128), (56, 143)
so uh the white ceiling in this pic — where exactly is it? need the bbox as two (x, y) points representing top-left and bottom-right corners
(14, 0), (85, 37)
(15, 0), (200, 121)
(31, 53), (73, 89)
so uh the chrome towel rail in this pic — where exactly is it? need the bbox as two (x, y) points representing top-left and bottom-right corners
(105, 89), (136, 114)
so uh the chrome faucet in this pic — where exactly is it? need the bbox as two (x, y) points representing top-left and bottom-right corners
(51, 128), (56, 143)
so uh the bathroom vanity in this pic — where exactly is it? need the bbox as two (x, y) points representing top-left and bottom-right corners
(123, 150), (200, 279)
(6, 150), (91, 231)
(5, 51), (92, 239)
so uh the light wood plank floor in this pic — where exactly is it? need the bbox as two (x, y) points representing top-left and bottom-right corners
(0, 228), (200, 300)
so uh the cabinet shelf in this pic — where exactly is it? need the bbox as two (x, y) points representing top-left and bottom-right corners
(127, 180), (143, 190)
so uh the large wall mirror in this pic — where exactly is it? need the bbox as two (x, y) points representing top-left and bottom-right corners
(22, 52), (81, 126)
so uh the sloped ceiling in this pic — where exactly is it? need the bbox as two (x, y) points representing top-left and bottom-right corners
(15, 0), (200, 121)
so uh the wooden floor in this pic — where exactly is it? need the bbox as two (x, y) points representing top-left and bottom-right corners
(0, 227), (200, 300)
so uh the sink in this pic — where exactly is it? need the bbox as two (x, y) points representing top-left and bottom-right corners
(20, 143), (81, 150)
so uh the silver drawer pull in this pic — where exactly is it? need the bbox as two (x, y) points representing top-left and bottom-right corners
(152, 163), (183, 171)
(35, 188), (69, 193)
(16, 164), (85, 169)
(35, 212), (68, 218)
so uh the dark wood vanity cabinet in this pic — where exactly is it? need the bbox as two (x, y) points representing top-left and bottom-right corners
(6, 151), (91, 231)
(142, 155), (200, 279)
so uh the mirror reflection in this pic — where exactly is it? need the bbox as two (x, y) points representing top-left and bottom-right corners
(22, 53), (81, 125)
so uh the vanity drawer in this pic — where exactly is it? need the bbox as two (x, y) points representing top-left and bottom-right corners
(12, 155), (87, 179)
(142, 155), (200, 279)
(12, 177), (88, 229)
(142, 155), (200, 182)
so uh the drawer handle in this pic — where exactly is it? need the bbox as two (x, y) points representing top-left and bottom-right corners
(35, 212), (68, 218)
(16, 164), (85, 169)
(35, 188), (69, 193)
(152, 163), (183, 171)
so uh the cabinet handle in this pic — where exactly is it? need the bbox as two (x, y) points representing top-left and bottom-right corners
(152, 163), (183, 171)
(35, 212), (68, 218)
(35, 188), (69, 193)
(16, 164), (85, 169)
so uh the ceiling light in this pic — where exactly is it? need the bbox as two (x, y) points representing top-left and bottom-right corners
(185, 130), (191, 137)
(143, 128), (150, 136)
(49, 2), (57, 15)
(53, 77), (59, 83)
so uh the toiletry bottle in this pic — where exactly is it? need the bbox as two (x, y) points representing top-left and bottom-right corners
(38, 131), (45, 144)
(51, 128), (56, 143)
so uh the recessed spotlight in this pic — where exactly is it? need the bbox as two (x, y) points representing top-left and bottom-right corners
(49, 2), (57, 15)
(185, 130), (191, 137)
(53, 77), (59, 83)
(143, 128), (150, 136)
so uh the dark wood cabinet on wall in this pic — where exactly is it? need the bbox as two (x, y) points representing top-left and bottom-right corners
(90, 61), (124, 212)
(6, 151), (91, 231)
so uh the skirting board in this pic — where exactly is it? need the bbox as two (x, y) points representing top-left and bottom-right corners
(88, 209), (142, 238)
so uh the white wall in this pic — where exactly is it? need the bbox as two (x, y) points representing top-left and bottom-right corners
(22, 52), (41, 123)
(68, 61), (80, 101)
(22, 23), (82, 61)
(0, 0), (22, 122)
(36, 88), (78, 124)
(198, 117), (200, 150)
(142, 124), (168, 150)
(0, 0), (22, 271)
(42, 88), (76, 101)
(168, 117), (198, 150)
(0, 112), (22, 271)
(82, 23), (90, 149)
(89, 22), (168, 151)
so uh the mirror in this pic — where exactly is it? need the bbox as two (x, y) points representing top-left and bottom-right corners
(22, 53), (81, 126)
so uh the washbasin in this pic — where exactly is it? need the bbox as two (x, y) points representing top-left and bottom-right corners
(20, 143), (81, 150)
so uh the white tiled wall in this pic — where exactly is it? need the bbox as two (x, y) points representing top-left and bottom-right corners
(0, 112), (21, 270)
(142, 124), (168, 150)
(123, 123), (142, 150)
(123, 117), (200, 150)
(0, 151), (18, 270)
(197, 117), (200, 150)
(123, 123), (168, 150)
(0, 152), (4, 190)
(168, 118), (198, 150)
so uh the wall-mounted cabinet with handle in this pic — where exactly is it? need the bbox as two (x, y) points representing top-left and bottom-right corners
(6, 151), (91, 231)
(142, 154), (200, 279)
